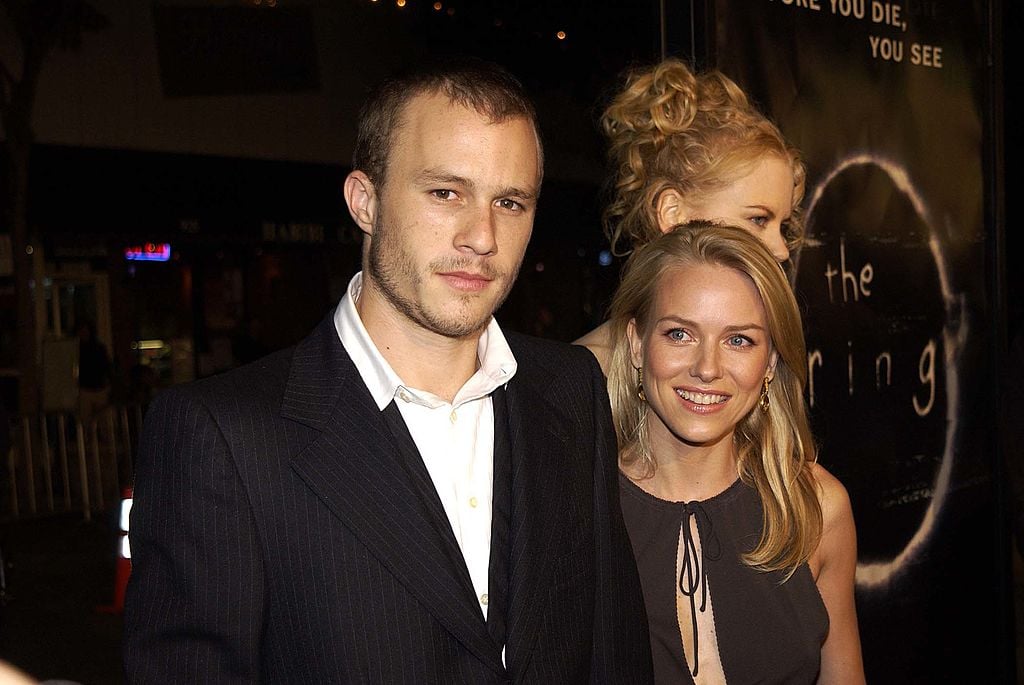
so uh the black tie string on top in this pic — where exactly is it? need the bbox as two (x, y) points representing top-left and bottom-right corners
(677, 500), (721, 678)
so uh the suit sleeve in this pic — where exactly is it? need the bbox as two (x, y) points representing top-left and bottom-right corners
(123, 389), (265, 683)
(585, 352), (655, 683)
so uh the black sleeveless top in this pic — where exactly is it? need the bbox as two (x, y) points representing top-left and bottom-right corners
(620, 473), (828, 684)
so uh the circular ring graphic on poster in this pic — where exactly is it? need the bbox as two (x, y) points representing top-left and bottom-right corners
(793, 154), (965, 588)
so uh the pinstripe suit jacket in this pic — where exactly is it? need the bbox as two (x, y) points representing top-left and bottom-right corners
(123, 314), (653, 683)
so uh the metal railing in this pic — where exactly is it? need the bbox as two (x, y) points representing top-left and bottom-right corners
(2, 404), (145, 521)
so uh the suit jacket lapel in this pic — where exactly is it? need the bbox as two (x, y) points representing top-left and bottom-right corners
(282, 316), (503, 675)
(503, 359), (575, 672)
(378, 399), (480, 599)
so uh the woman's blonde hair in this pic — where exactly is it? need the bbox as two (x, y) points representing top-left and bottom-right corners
(602, 58), (806, 256)
(608, 221), (822, 574)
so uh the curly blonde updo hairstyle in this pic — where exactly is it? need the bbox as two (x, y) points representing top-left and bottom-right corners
(602, 59), (806, 256)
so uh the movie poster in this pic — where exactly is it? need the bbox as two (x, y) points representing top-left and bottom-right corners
(710, 1), (1002, 681)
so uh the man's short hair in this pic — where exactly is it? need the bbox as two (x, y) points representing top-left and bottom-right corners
(353, 56), (543, 187)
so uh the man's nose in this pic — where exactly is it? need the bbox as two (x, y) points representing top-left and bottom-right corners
(457, 206), (498, 256)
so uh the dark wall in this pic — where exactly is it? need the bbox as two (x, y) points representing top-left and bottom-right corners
(709, 1), (1010, 681)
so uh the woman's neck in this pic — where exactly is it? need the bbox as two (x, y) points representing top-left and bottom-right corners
(623, 420), (739, 503)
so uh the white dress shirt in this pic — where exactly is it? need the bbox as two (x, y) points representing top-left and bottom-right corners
(333, 272), (517, 619)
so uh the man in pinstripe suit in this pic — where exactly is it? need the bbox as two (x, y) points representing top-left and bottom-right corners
(124, 58), (652, 683)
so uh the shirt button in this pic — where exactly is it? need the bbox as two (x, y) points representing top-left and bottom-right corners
(480, 594), (489, 606)
(469, 496), (478, 508)
(449, 410), (457, 423)
(399, 390), (410, 402)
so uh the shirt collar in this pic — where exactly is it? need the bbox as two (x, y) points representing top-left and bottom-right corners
(334, 272), (517, 411)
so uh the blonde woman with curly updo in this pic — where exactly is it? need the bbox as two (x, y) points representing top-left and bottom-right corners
(577, 59), (806, 375)
(609, 222), (864, 684)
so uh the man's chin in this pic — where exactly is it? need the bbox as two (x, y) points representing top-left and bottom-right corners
(421, 304), (496, 339)
(429, 315), (492, 340)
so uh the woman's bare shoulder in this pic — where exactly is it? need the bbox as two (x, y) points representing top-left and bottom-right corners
(573, 322), (613, 376)
(809, 462), (854, 536)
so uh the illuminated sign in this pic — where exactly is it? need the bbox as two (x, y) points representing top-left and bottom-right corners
(124, 243), (171, 262)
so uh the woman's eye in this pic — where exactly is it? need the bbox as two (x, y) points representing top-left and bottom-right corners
(749, 215), (769, 227)
(667, 329), (689, 341)
(728, 335), (752, 347)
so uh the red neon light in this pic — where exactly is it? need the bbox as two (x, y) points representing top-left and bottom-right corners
(124, 243), (171, 262)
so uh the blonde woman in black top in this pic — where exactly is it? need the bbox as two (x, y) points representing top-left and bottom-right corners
(608, 223), (864, 684)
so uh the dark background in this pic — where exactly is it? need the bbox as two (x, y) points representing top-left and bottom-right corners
(712, 1), (1014, 681)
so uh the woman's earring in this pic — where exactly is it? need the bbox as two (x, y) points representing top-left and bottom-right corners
(636, 367), (647, 402)
(759, 375), (771, 412)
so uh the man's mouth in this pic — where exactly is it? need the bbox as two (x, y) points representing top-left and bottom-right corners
(438, 271), (493, 292)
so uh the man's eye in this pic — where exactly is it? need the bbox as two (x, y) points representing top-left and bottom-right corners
(431, 189), (456, 201)
(498, 198), (524, 211)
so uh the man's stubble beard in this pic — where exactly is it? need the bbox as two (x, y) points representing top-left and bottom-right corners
(367, 207), (522, 339)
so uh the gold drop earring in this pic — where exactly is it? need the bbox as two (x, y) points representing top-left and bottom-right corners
(759, 375), (771, 412)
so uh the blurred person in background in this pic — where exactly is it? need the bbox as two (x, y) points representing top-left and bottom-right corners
(577, 58), (805, 375)
(76, 321), (111, 422)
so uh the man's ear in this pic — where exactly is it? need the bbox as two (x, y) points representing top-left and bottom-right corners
(344, 171), (378, 236)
